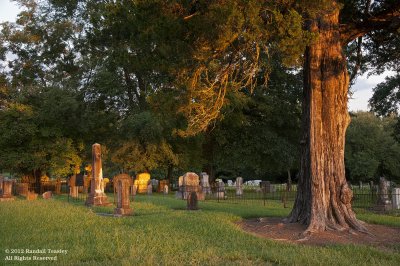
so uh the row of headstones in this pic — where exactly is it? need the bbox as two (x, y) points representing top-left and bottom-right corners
(5, 144), (400, 214)
(0, 176), (55, 201)
(135, 180), (169, 196)
(174, 173), (247, 200)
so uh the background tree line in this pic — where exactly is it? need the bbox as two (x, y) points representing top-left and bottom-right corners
(0, 0), (399, 185)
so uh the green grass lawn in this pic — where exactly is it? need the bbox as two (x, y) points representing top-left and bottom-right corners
(1, 195), (399, 265)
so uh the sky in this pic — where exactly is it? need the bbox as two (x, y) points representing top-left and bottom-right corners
(0, 0), (392, 112)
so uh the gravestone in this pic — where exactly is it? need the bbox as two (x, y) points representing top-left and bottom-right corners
(375, 177), (392, 211)
(42, 191), (52, 199)
(134, 173), (151, 194)
(0, 179), (15, 201)
(182, 172), (204, 200)
(151, 179), (159, 192)
(392, 188), (400, 210)
(147, 182), (153, 195)
(76, 173), (84, 186)
(261, 181), (274, 193)
(236, 177), (243, 196)
(85, 143), (111, 206)
(158, 180), (169, 192)
(187, 191), (199, 210)
(200, 172), (211, 194)
(0, 176), (3, 194)
(18, 183), (29, 197)
(131, 184), (137, 196)
(227, 180), (233, 186)
(175, 176), (184, 199)
(163, 185), (169, 195)
(215, 180), (225, 199)
(113, 174), (133, 216)
(27, 191), (38, 200)
(69, 174), (79, 198)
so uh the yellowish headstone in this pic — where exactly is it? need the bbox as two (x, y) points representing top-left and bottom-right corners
(134, 173), (151, 194)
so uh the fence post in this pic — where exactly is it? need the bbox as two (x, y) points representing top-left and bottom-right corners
(263, 186), (266, 206)
(217, 186), (220, 203)
(283, 190), (287, 208)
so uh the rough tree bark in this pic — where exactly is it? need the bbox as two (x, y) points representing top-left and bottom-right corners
(286, 4), (367, 233)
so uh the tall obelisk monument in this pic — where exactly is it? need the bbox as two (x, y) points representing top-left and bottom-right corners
(85, 143), (110, 206)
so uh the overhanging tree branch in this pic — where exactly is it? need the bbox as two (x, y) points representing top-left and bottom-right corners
(340, 3), (400, 44)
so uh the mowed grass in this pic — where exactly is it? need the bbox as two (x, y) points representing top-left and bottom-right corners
(0, 195), (399, 265)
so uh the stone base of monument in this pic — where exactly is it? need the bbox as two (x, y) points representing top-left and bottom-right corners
(85, 194), (111, 206)
(197, 192), (205, 200)
(183, 191), (205, 201)
(114, 207), (133, 216)
(372, 203), (392, 212)
(175, 191), (183, 199)
(0, 196), (14, 202)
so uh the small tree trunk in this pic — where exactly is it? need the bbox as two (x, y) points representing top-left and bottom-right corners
(167, 164), (173, 184)
(33, 169), (42, 194)
(287, 169), (292, 192)
(286, 4), (366, 233)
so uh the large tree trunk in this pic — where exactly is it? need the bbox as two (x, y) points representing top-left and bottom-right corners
(286, 4), (366, 233)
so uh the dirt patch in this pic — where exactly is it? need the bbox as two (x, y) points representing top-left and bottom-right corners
(239, 217), (400, 251)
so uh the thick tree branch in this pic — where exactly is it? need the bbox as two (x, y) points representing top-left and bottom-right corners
(123, 67), (140, 109)
(340, 3), (400, 44)
(349, 36), (362, 83)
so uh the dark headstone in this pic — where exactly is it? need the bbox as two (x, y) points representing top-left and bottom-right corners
(187, 191), (199, 210)
(76, 173), (84, 186)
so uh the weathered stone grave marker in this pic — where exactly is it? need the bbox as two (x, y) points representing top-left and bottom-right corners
(185, 172), (204, 200)
(375, 176), (392, 211)
(215, 180), (225, 199)
(27, 191), (38, 200)
(131, 184), (137, 196)
(42, 191), (52, 199)
(69, 174), (79, 198)
(261, 181), (274, 193)
(113, 174), (133, 216)
(236, 177), (243, 196)
(200, 172), (211, 194)
(147, 182), (153, 195)
(158, 180), (169, 193)
(134, 173), (151, 194)
(392, 188), (400, 210)
(0, 178), (15, 201)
